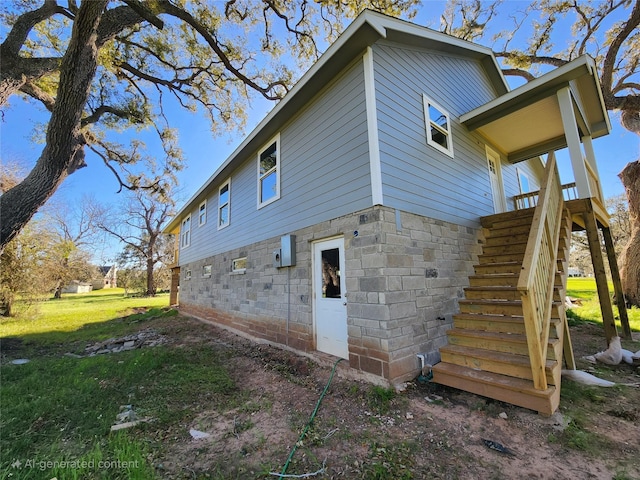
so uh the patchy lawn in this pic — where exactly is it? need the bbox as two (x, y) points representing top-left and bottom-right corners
(1, 290), (639, 479)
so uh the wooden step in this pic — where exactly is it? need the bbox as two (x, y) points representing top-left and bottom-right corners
(453, 313), (526, 334)
(486, 223), (534, 239)
(459, 299), (524, 316)
(469, 274), (519, 287)
(481, 242), (528, 256)
(481, 209), (535, 229)
(431, 362), (559, 415)
(464, 286), (521, 301)
(473, 262), (522, 275)
(483, 215), (535, 232)
(446, 328), (561, 359)
(484, 232), (530, 246)
(454, 313), (562, 339)
(478, 253), (526, 264)
(439, 344), (560, 386)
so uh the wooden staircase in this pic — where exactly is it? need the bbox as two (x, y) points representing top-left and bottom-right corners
(432, 205), (574, 415)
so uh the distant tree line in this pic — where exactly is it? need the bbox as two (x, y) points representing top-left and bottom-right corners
(0, 161), (173, 316)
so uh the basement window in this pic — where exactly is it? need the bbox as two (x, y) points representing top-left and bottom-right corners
(202, 264), (212, 278)
(232, 257), (247, 274)
(185, 269), (192, 280)
(423, 95), (454, 157)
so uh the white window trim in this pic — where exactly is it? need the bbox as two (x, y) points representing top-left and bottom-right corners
(257, 134), (281, 209)
(202, 264), (212, 278)
(423, 95), (454, 157)
(181, 215), (191, 249)
(198, 200), (207, 227)
(185, 269), (192, 280)
(232, 257), (247, 274)
(218, 178), (231, 230)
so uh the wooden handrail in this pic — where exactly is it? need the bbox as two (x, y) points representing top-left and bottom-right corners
(584, 160), (605, 209)
(513, 182), (577, 210)
(517, 152), (564, 390)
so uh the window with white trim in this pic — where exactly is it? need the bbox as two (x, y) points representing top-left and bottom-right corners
(258, 135), (280, 208)
(218, 179), (230, 229)
(232, 257), (247, 274)
(185, 269), (192, 280)
(423, 95), (454, 157)
(202, 264), (212, 278)
(181, 215), (191, 248)
(517, 168), (531, 194)
(198, 200), (207, 226)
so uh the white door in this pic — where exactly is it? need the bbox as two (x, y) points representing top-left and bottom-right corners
(486, 148), (506, 213)
(313, 237), (348, 359)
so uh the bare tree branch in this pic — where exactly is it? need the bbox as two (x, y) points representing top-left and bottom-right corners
(501, 68), (535, 82)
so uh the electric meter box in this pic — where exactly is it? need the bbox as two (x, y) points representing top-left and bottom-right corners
(280, 235), (296, 267)
(273, 235), (296, 268)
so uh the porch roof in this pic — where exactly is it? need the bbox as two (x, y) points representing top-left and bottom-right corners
(460, 56), (611, 164)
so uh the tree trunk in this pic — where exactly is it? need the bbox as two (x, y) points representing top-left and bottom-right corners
(54, 281), (63, 299)
(146, 256), (156, 296)
(0, 293), (13, 317)
(0, 0), (107, 251)
(618, 160), (640, 307)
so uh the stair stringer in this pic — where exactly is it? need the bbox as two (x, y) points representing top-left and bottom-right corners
(432, 207), (571, 416)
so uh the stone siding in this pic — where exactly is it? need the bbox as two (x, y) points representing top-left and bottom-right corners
(179, 205), (481, 385)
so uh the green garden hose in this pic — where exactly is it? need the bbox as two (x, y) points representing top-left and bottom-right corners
(278, 357), (343, 477)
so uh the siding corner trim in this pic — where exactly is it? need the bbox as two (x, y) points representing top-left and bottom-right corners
(363, 46), (384, 206)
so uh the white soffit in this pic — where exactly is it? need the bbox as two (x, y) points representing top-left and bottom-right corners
(477, 96), (564, 155)
(461, 56), (611, 164)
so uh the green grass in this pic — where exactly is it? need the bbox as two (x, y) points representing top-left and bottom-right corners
(566, 277), (640, 332)
(0, 290), (238, 479)
(366, 385), (396, 415)
(0, 288), (169, 341)
(1, 343), (236, 479)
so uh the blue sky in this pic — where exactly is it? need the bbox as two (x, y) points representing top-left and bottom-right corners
(1, 1), (639, 261)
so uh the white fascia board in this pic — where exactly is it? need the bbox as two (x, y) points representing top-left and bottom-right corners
(460, 56), (597, 126)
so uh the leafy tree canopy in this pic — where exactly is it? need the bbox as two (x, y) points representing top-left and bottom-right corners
(440, 0), (640, 133)
(0, 0), (419, 250)
(1, 0), (637, 254)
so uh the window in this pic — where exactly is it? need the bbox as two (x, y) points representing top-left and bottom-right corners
(218, 179), (230, 229)
(198, 200), (207, 226)
(181, 215), (191, 248)
(232, 257), (247, 274)
(185, 269), (192, 280)
(517, 168), (531, 194)
(423, 95), (453, 157)
(202, 264), (212, 278)
(258, 135), (280, 208)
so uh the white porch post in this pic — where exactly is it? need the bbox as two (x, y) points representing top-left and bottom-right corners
(582, 135), (605, 202)
(557, 87), (591, 199)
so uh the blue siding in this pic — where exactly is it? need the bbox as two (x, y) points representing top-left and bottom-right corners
(373, 41), (514, 226)
(180, 59), (371, 264)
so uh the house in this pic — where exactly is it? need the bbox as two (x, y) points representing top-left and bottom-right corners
(164, 11), (627, 415)
(93, 265), (117, 289)
(568, 267), (584, 277)
(61, 281), (92, 294)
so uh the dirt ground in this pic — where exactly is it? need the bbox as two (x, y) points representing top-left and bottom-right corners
(152, 316), (640, 480)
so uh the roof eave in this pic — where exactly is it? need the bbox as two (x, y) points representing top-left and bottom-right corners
(461, 56), (609, 133)
(164, 11), (508, 233)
